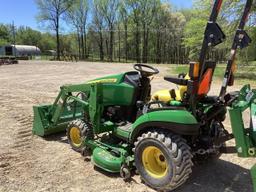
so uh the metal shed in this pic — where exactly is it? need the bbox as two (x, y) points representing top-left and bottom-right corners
(0, 45), (41, 57)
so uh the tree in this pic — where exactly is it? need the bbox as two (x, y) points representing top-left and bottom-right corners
(152, 4), (186, 64)
(39, 33), (56, 52)
(118, 0), (129, 62)
(91, 1), (106, 61)
(0, 24), (11, 46)
(128, 0), (141, 63)
(154, 4), (170, 64)
(35, 0), (72, 60)
(65, 0), (89, 59)
(140, 0), (159, 63)
(16, 26), (42, 46)
(183, 0), (229, 61)
(94, 0), (119, 62)
(183, 0), (256, 63)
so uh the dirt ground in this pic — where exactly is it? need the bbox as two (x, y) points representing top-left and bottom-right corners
(0, 60), (255, 192)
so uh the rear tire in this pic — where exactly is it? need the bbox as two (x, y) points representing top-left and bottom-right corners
(67, 119), (88, 152)
(134, 131), (193, 191)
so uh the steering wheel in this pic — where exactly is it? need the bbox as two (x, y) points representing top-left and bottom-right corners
(133, 64), (159, 77)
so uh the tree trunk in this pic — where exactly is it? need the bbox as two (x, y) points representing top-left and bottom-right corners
(84, 31), (87, 59)
(109, 25), (114, 62)
(135, 22), (140, 63)
(118, 25), (121, 62)
(124, 22), (128, 62)
(105, 38), (109, 60)
(77, 30), (81, 59)
(81, 31), (85, 60)
(142, 24), (148, 63)
(99, 32), (104, 61)
(56, 17), (60, 60)
(156, 31), (161, 64)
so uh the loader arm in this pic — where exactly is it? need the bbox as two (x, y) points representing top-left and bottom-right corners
(219, 0), (253, 99)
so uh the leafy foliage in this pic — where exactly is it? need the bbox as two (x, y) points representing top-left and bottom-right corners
(0, 0), (255, 64)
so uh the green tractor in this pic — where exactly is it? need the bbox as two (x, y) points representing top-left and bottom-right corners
(32, 0), (256, 191)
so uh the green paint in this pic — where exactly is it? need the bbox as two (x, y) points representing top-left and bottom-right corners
(129, 109), (198, 141)
(147, 110), (198, 124)
(92, 147), (125, 173)
(229, 107), (250, 157)
(33, 105), (72, 136)
(132, 109), (198, 129)
(33, 83), (94, 136)
(87, 73), (124, 84)
(251, 165), (256, 192)
(114, 127), (130, 140)
(86, 73), (134, 106)
(229, 85), (256, 157)
(101, 83), (134, 106)
(169, 100), (182, 106)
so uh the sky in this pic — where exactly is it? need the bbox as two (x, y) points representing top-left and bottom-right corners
(0, 0), (193, 31)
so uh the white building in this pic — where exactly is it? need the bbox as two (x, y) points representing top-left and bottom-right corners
(0, 45), (41, 57)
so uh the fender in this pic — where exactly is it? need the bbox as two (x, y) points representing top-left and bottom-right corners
(129, 109), (199, 142)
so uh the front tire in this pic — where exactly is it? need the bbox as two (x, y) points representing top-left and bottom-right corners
(67, 119), (88, 152)
(134, 131), (193, 191)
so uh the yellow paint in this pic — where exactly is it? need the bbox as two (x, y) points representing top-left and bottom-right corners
(152, 74), (190, 102)
(87, 78), (117, 84)
(70, 127), (82, 147)
(152, 89), (173, 102)
(142, 146), (168, 179)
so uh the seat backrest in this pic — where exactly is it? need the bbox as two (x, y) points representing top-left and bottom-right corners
(197, 61), (216, 96)
(198, 68), (214, 95)
(186, 61), (216, 98)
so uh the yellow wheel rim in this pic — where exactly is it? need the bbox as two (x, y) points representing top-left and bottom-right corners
(70, 127), (82, 147)
(142, 146), (168, 179)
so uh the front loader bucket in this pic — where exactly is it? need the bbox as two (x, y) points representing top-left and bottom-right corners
(32, 104), (67, 136)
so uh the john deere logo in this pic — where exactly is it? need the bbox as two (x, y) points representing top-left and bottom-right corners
(88, 78), (117, 84)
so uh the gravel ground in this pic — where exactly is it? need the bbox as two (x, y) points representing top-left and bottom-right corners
(0, 60), (255, 192)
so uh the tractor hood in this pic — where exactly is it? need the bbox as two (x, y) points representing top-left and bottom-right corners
(86, 73), (126, 84)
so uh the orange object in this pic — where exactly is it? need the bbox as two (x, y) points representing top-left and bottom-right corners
(231, 61), (237, 73)
(193, 62), (200, 78)
(198, 69), (213, 95)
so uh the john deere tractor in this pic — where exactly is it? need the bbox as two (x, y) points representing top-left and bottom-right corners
(33, 0), (256, 191)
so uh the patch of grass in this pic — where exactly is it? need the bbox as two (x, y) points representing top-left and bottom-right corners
(169, 64), (225, 78)
(236, 66), (256, 81)
(169, 64), (256, 81)
(172, 65), (189, 75)
(248, 61), (256, 65)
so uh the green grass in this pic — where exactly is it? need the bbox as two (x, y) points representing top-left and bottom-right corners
(169, 64), (256, 82)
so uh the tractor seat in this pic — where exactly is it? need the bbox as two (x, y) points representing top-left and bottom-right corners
(152, 74), (190, 103)
(152, 61), (216, 104)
